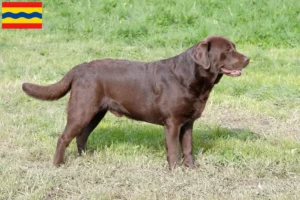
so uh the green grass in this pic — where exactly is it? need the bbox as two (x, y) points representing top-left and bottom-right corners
(1, 0), (300, 199)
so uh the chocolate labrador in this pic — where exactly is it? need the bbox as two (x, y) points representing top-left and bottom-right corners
(22, 36), (250, 169)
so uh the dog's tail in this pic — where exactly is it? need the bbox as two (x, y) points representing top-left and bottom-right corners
(22, 69), (75, 101)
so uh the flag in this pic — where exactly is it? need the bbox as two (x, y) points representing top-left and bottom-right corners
(2, 2), (42, 29)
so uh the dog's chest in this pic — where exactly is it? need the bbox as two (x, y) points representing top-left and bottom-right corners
(170, 92), (210, 122)
(190, 99), (207, 119)
(186, 85), (214, 120)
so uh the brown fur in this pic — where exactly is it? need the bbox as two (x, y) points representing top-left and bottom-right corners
(22, 36), (250, 169)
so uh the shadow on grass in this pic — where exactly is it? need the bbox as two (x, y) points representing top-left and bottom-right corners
(86, 118), (261, 157)
(194, 126), (261, 153)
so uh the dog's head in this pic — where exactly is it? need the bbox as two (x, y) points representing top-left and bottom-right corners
(192, 36), (250, 77)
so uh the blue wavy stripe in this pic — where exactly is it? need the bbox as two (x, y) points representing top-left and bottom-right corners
(2, 12), (42, 19)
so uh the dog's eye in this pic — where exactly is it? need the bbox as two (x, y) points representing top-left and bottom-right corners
(226, 45), (232, 52)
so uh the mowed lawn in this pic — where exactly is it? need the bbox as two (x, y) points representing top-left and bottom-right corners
(1, 0), (300, 199)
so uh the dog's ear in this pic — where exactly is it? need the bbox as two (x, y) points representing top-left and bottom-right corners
(192, 40), (210, 69)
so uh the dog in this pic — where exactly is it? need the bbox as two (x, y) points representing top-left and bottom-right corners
(22, 36), (250, 169)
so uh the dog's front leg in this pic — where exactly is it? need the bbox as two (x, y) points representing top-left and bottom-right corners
(164, 119), (181, 170)
(179, 121), (195, 168)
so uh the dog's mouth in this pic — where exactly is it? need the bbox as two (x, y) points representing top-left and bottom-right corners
(220, 58), (250, 77)
(220, 67), (243, 77)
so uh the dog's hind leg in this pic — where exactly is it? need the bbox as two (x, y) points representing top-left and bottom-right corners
(76, 109), (107, 155)
(53, 118), (91, 166)
(53, 84), (103, 166)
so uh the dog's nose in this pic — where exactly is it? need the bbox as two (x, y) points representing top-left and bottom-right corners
(245, 56), (250, 62)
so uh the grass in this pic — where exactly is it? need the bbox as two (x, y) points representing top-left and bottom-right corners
(1, 0), (300, 199)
